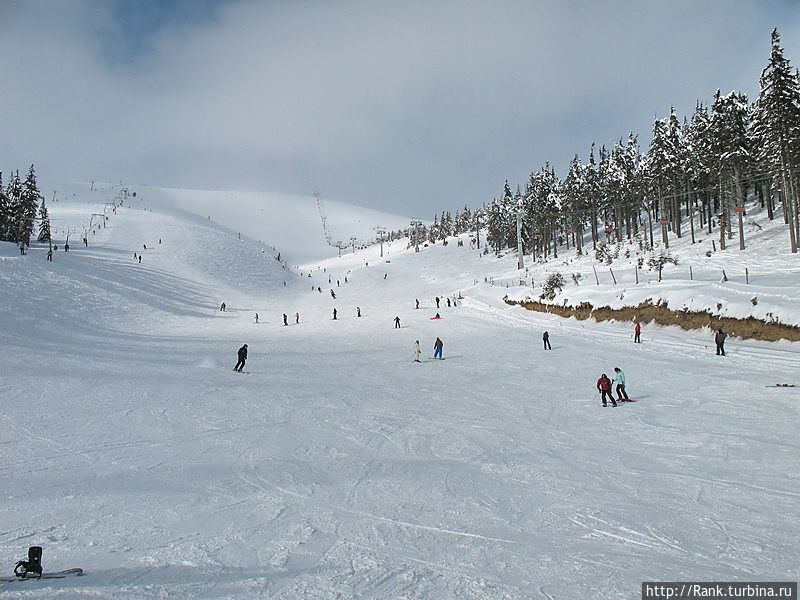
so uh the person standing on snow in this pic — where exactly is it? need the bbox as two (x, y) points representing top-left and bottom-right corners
(715, 328), (727, 356)
(543, 331), (551, 350)
(412, 340), (421, 363)
(357, 307), (362, 317)
(446, 298), (451, 308)
(634, 322), (641, 343)
(394, 316), (401, 329)
(220, 302), (226, 312)
(330, 289), (336, 299)
(435, 297), (440, 308)
(255, 313), (259, 324)
(295, 312), (300, 324)
(283, 314), (288, 326)
(433, 337), (444, 359)
(612, 367), (630, 401)
(415, 299), (420, 309)
(596, 374), (616, 407)
(333, 308), (337, 320)
(233, 344), (248, 372)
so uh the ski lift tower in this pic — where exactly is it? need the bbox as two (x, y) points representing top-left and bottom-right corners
(375, 227), (387, 257)
(350, 236), (357, 253)
(410, 219), (423, 252)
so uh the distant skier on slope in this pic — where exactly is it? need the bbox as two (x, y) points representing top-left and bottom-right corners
(220, 302), (226, 312)
(233, 344), (248, 372)
(596, 373), (617, 407)
(715, 328), (727, 356)
(446, 298), (451, 307)
(543, 331), (551, 350)
(433, 337), (444, 359)
(435, 297), (440, 308)
(255, 313), (259, 324)
(415, 299), (420, 309)
(330, 289), (336, 299)
(394, 316), (401, 328)
(612, 367), (630, 401)
(295, 312), (300, 324)
(412, 340), (421, 362)
(357, 307), (362, 317)
(333, 308), (337, 320)
(283, 314), (288, 326)
(634, 322), (641, 343)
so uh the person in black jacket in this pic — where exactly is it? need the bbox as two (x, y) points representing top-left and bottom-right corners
(234, 344), (248, 372)
(715, 328), (727, 356)
(543, 331), (551, 350)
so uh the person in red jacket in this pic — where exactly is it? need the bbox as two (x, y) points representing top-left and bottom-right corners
(596, 374), (617, 407)
(634, 322), (641, 343)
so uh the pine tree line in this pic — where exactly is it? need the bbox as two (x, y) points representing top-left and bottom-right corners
(0, 164), (48, 246)
(427, 29), (800, 255)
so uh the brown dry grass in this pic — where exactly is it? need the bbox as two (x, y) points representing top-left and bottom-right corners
(505, 297), (800, 342)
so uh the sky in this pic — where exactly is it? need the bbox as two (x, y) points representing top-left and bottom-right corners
(1, 0), (799, 218)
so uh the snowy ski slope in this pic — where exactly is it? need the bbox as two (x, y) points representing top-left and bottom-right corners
(0, 188), (798, 599)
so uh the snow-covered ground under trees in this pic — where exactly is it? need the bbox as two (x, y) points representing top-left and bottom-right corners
(1, 186), (798, 599)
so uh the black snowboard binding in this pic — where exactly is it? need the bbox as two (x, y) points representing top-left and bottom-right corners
(14, 546), (43, 579)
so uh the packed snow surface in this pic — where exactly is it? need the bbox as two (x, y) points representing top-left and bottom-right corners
(1, 186), (798, 599)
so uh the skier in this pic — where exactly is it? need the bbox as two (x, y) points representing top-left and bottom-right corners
(83, 237), (88, 247)
(255, 313), (259, 324)
(295, 312), (300, 324)
(46, 248), (53, 261)
(612, 367), (630, 401)
(435, 296), (440, 308)
(18, 241), (25, 255)
(634, 322), (641, 343)
(143, 244), (146, 250)
(543, 331), (551, 350)
(64, 243), (69, 252)
(333, 308), (338, 320)
(452, 298), (457, 307)
(715, 328), (727, 356)
(357, 307), (362, 317)
(412, 340), (421, 363)
(220, 302), (227, 312)
(233, 344), (248, 372)
(446, 298), (451, 308)
(330, 289), (336, 299)
(433, 337), (444, 359)
(138, 255), (142, 263)
(337, 280), (340, 287)
(394, 316), (401, 329)
(283, 313), (288, 326)
(384, 273), (387, 280)
(134, 252), (137, 259)
(415, 299), (420, 309)
(596, 374), (617, 407)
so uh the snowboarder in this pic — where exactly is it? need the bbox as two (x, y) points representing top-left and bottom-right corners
(394, 316), (401, 328)
(634, 322), (641, 343)
(220, 302), (226, 312)
(543, 331), (551, 350)
(434, 313), (441, 319)
(330, 289), (336, 299)
(412, 340), (421, 362)
(233, 344), (248, 372)
(333, 308), (338, 320)
(433, 337), (444, 359)
(415, 299), (420, 309)
(255, 313), (259, 324)
(596, 374), (617, 407)
(435, 296), (440, 308)
(715, 328), (727, 356)
(295, 312), (300, 324)
(612, 367), (630, 401)
(357, 307), (362, 317)
(283, 313), (288, 326)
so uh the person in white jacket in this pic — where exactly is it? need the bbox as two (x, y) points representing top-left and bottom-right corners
(412, 340), (421, 363)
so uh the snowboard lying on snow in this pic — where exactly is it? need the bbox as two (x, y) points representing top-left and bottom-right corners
(0, 547), (82, 584)
(0, 569), (83, 583)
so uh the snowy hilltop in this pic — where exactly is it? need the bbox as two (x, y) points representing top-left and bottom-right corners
(0, 179), (798, 599)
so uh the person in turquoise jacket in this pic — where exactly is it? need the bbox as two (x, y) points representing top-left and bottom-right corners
(613, 367), (630, 401)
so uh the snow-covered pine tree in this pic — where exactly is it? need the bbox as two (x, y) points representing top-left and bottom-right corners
(19, 165), (42, 245)
(37, 198), (51, 243)
(751, 28), (800, 252)
(0, 172), (11, 241)
(5, 170), (24, 243)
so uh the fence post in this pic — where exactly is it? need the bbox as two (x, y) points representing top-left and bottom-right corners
(609, 268), (617, 285)
(592, 265), (599, 285)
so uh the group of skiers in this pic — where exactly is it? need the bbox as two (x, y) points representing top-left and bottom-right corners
(596, 368), (630, 407)
(411, 337), (444, 362)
